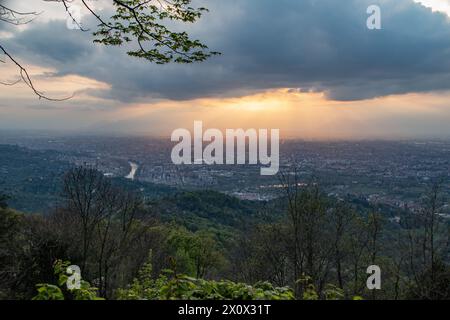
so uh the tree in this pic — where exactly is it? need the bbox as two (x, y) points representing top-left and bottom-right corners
(405, 181), (449, 299)
(0, 0), (219, 99)
(0, 206), (72, 299)
(366, 211), (384, 300)
(407, 260), (450, 300)
(61, 165), (149, 298)
(0, 206), (23, 298)
(345, 210), (385, 298)
(94, 189), (143, 297)
(62, 166), (113, 271)
(164, 227), (225, 279)
(0, 192), (9, 209)
(232, 223), (291, 287)
(190, 231), (224, 279)
(279, 172), (334, 298)
(329, 202), (358, 291)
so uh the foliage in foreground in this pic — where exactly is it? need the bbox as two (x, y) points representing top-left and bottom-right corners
(117, 273), (294, 300)
(33, 259), (294, 300)
(116, 257), (360, 300)
(33, 258), (364, 300)
(33, 260), (103, 300)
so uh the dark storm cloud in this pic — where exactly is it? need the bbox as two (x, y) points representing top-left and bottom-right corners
(5, 0), (450, 102)
(5, 20), (95, 64)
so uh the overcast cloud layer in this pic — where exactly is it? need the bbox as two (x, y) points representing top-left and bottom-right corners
(3, 0), (450, 102)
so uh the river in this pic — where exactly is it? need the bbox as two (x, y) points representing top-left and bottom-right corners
(125, 161), (139, 180)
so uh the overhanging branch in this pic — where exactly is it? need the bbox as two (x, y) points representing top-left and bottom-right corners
(0, 43), (73, 101)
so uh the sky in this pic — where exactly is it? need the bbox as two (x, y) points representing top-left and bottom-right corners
(1, 0), (450, 139)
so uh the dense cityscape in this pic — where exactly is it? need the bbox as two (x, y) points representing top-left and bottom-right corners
(0, 132), (448, 216)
